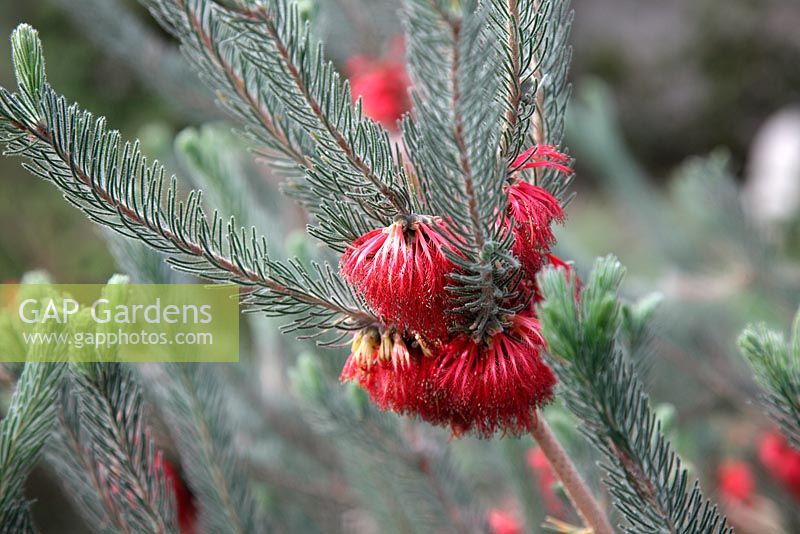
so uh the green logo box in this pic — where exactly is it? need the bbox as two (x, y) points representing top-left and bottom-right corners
(1, 284), (240, 362)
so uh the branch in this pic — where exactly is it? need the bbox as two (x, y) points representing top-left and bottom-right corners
(739, 312), (800, 448)
(492, 0), (538, 160)
(20, 115), (369, 329)
(502, 0), (522, 148)
(0, 25), (377, 341)
(142, 363), (265, 534)
(49, 364), (177, 534)
(221, 0), (413, 219)
(0, 360), (66, 530)
(449, 18), (485, 250)
(528, 0), (573, 148)
(537, 256), (732, 533)
(529, 417), (613, 534)
(52, 403), (133, 533)
(144, 0), (308, 167)
(251, 7), (407, 213)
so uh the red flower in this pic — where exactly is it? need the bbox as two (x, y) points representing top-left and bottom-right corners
(759, 431), (800, 501)
(526, 447), (566, 516)
(156, 455), (197, 534)
(504, 145), (572, 281)
(342, 312), (555, 437)
(511, 145), (573, 175)
(435, 313), (556, 436)
(717, 460), (755, 504)
(348, 43), (410, 130)
(340, 329), (455, 426)
(340, 217), (456, 344)
(488, 509), (523, 534)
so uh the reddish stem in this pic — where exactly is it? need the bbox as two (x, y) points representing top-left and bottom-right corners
(529, 416), (614, 534)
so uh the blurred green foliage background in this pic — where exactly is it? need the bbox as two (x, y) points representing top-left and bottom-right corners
(0, 1), (181, 282)
(0, 1), (799, 530)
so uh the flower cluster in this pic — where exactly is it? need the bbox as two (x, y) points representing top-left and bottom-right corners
(716, 431), (800, 510)
(339, 146), (572, 437)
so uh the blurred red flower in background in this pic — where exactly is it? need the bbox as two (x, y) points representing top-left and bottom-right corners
(158, 456), (197, 534)
(526, 447), (566, 517)
(759, 431), (800, 501)
(717, 460), (755, 504)
(347, 37), (410, 130)
(488, 508), (523, 534)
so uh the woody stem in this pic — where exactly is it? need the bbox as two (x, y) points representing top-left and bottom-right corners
(529, 416), (614, 534)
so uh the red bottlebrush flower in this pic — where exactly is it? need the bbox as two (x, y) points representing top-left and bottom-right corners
(340, 218), (455, 344)
(506, 183), (565, 279)
(339, 145), (572, 437)
(505, 145), (571, 278)
(759, 431), (800, 501)
(342, 313), (558, 437)
(717, 460), (755, 504)
(341, 312), (556, 437)
(434, 312), (556, 437)
(347, 45), (410, 130)
(488, 509), (523, 534)
(526, 447), (566, 517)
(340, 328), (454, 426)
(511, 145), (573, 175)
